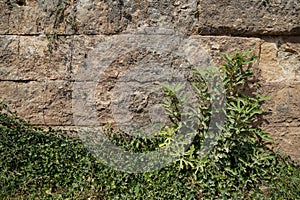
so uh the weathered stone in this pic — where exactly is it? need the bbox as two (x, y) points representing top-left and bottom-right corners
(0, 0), (78, 34)
(259, 41), (282, 82)
(277, 37), (300, 82)
(74, 0), (192, 35)
(261, 84), (300, 127)
(73, 46), (192, 127)
(0, 35), (73, 80)
(46, 36), (73, 80)
(18, 36), (49, 80)
(72, 81), (102, 126)
(2, 0), (299, 36)
(0, 80), (73, 125)
(0, 36), (19, 80)
(75, 0), (120, 35)
(259, 37), (300, 82)
(15, 81), (45, 124)
(0, 81), (18, 108)
(74, 0), (300, 36)
(197, 0), (300, 36)
(43, 80), (73, 125)
(0, 1), (10, 34)
(9, 5), (40, 34)
(0, 81), (45, 124)
(189, 36), (261, 66)
(264, 126), (300, 162)
(72, 35), (107, 81)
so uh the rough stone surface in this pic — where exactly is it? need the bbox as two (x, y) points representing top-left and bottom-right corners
(0, 80), (73, 125)
(1, 0), (299, 35)
(0, 1), (299, 161)
(264, 126), (300, 162)
(261, 84), (300, 127)
(43, 80), (73, 125)
(0, 81), (44, 123)
(0, 35), (73, 81)
(0, 35), (19, 80)
(259, 37), (300, 82)
(189, 36), (261, 65)
(197, 0), (300, 36)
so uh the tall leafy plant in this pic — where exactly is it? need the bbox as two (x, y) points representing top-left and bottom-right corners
(160, 50), (290, 198)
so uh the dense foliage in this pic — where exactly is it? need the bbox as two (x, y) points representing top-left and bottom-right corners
(1, 51), (299, 199)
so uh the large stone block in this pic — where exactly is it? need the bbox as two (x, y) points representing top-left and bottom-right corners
(0, 81), (18, 107)
(189, 36), (261, 66)
(2, 0), (299, 36)
(0, 36), (19, 80)
(0, 80), (73, 125)
(72, 35), (107, 81)
(0, 35), (73, 81)
(43, 80), (73, 125)
(0, 81), (44, 124)
(75, 0), (121, 35)
(259, 37), (300, 83)
(261, 84), (300, 127)
(264, 126), (300, 162)
(46, 36), (73, 80)
(8, 4), (41, 34)
(197, 0), (300, 36)
(0, 0), (78, 34)
(18, 36), (50, 80)
(0, 0), (10, 34)
(15, 81), (45, 124)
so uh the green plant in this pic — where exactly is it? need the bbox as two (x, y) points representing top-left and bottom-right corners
(191, 51), (276, 197)
(1, 50), (299, 199)
(158, 50), (300, 198)
(0, 102), (101, 199)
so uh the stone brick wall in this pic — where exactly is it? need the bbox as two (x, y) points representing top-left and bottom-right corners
(0, 0), (299, 161)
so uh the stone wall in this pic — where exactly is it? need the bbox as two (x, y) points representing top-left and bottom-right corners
(0, 0), (299, 161)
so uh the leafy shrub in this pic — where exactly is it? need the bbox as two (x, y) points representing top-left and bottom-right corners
(0, 51), (299, 199)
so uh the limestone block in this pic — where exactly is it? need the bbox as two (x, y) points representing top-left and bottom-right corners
(75, 0), (118, 35)
(277, 37), (300, 82)
(43, 80), (73, 125)
(259, 37), (300, 83)
(0, 80), (74, 125)
(73, 0), (196, 35)
(264, 126), (300, 163)
(72, 81), (103, 126)
(0, 36), (19, 80)
(189, 36), (261, 67)
(10, 6), (39, 34)
(18, 36), (49, 80)
(1, 0), (78, 34)
(15, 81), (45, 124)
(0, 81), (18, 107)
(0, 81), (44, 124)
(72, 35), (107, 81)
(261, 84), (300, 127)
(197, 0), (300, 35)
(1, 35), (72, 81)
(0, 0), (9, 34)
(259, 42), (282, 82)
(46, 36), (73, 80)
